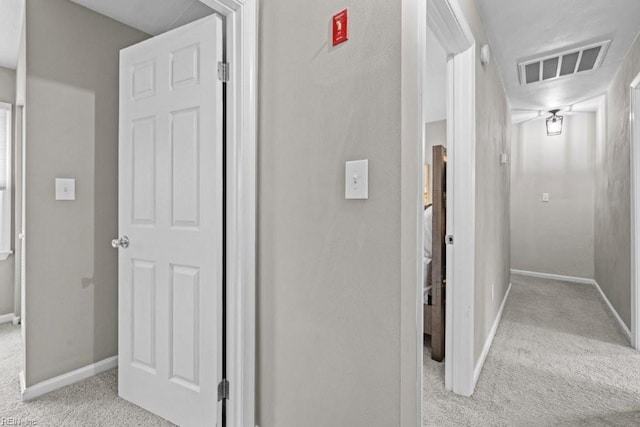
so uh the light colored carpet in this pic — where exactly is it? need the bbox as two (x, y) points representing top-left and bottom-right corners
(3, 274), (640, 426)
(0, 323), (173, 426)
(423, 274), (640, 426)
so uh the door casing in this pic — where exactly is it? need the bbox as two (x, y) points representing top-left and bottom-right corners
(400, 0), (478, 425)
(197, 1), (258, 426)
(630, 72), (640, 350)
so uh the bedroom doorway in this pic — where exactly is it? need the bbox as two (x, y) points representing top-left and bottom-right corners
(424, 0), (477, 397)
(422, 15), (448, 364)
(112, 0), (258, 424)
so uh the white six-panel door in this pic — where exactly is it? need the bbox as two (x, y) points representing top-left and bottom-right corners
(117, 15), (223, 427)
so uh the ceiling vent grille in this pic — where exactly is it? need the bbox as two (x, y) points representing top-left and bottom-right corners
(518, 40), (610, 85)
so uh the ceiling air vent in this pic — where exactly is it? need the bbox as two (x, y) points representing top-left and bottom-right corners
(518, 40), (610, 85)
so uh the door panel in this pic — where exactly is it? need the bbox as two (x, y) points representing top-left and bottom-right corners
(171, 108), (200, 227)
(118, 15), (223, 427)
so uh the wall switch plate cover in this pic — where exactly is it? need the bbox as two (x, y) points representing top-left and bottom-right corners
(542, 192), (550, 202)
(345, 159), (368, 200)
(332, 9), (349, 46)
(55, 178), (76, 201)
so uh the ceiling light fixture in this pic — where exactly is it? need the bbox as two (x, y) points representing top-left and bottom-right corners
(546, 109), (563, 136)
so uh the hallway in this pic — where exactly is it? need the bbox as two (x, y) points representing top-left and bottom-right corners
(424, 275), (640, 426)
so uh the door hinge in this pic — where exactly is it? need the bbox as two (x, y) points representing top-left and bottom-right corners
(218, 379), (229, 401)
(446, 235), (454, 245)
(218, 62), (230, 82)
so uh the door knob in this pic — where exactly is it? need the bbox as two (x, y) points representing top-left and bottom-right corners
(111, 235), (130, 249)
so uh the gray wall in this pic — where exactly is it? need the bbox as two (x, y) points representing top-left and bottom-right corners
(594, 33), (640, 329)
(456, 0), (512, 364)
(0, 67), (16, 102)
(425, 119), (447, 164)
(512, 114), (596, 279)
(24, 0), (148, 386)
(0, 66), (16, 316)
(16, 14), (26, 107)
(258, 1), (401, 425)
(425, 120), (446, 201)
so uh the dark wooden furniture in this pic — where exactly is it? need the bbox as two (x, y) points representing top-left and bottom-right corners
(424, 145), (446, 362)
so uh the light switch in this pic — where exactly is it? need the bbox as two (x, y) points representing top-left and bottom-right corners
(345, 160), (368, 200)
(542, 192), (550, 202)
(55, 178), (76, 201)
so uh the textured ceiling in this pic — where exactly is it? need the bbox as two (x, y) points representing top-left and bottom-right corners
(477, 0), (640, 112)
(70, 0), (214, 36)
(0, 0), (25, 69)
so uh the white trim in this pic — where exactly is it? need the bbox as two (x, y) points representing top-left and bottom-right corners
(427, 0), (474, 56)
(630, 72), (640, 349)
(21, 356), (118, 401)
(0, 250), (13, 261)
(405, 0), (477, 401)
(444, 58), (455, 390)
(593, 280), (632, 341)
(400, 0), (426, 424)
(511, 269), (632, 342)
(198, 1), (257, 426)
(510, 269), (595, 285)
(0, 313), (15, 324)
(448, 42), (476, 397)
(0, 103), (12, 261)
(473, 283), (511, 387)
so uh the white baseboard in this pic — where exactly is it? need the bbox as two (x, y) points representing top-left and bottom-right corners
(511, 269), (632, 343)
(0, 313), (15, 324)
(510, 269), (594, 285)
(21, 356), (118, 401)
(592, 280), (632, 341)
(19, 370), (25, 394)
(473, 282), (512, 388)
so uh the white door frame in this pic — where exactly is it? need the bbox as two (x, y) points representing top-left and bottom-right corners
(630, 72), (640, 349)
(428, 0), (476, 397)
(400, 0), (477, 422)
(197, 1), (257, 426)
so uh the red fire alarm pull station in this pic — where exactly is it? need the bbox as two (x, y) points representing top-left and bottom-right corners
(332, 9), (348, 46)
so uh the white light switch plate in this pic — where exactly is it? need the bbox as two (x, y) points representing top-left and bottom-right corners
(345, 160), (368, 200)
(500, 153), (508, 165)
(55, 178), (76, 201)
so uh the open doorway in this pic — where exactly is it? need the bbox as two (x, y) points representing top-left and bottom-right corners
(416, 0), (478, 400)
(1, 1), (256, 425)
(0, 36), (25, 407)
(422, 18), (447, 366)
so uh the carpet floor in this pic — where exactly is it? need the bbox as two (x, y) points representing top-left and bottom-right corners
(423, 274), (640, 426)
(3, 274), (640, 426)
(0, 323), (172, 426)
